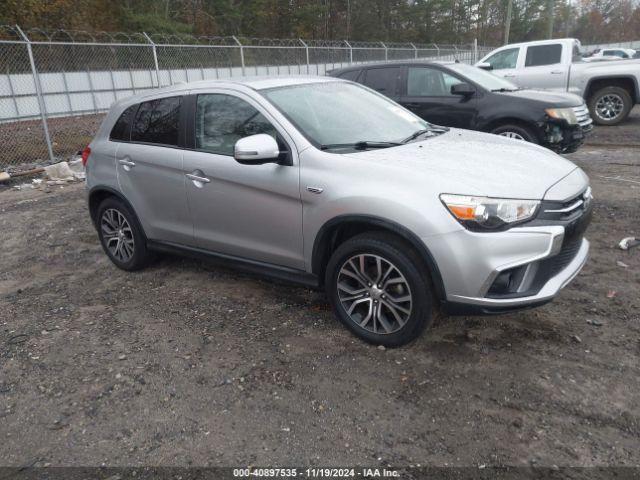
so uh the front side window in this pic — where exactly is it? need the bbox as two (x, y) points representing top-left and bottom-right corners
(407, 67), (463, 96)
(110, 105), (137, 142)
(131, 96), (181, 146)
(263, 81), (428, 148)
(363, 67), (401, 95)
(484, 47), (519, 70)
(195, 94), (277, 156)
(525, 44), (562, 67)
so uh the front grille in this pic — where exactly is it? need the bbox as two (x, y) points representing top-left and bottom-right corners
(572, 104), (593, 129)
(538, 187), (592, 222)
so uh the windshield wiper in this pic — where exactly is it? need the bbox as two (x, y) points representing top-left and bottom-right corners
(401, 126), (448, 144)
(491, 87), (519, 92)
(320, 141), (402, 151)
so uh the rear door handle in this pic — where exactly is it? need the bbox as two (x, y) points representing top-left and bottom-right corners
(186, 173), (211, 185)
(503, 74), (516, 78)
(118, 159), (135, 171)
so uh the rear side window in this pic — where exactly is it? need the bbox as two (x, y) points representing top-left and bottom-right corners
(131, 96), (181, 146)
(338, 70), (361, 81)
(525, 44), (562, 67)
(363, 67), (400, 95)
(109, 105), (137, 142)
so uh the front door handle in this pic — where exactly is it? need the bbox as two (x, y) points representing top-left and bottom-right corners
(503, 74), (516, 78)
(550, 70), (563, 75)
(186, 172), (211, 185)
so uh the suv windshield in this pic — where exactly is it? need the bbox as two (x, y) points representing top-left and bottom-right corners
(448, 63), (519, 91)
(262, 81), (430, 149)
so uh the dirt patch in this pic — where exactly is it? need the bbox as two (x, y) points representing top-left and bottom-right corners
(587, 105), (640, 146)
(0, 148), (639, 468)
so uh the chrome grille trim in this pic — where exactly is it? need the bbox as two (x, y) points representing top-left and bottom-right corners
(572, 104), (593, 128)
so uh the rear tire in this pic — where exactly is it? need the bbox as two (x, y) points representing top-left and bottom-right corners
(325, 232), (434, 347)
(491, 123), (539, 144)
(588, 86), (632, 126)
(96, 197), (152, 271)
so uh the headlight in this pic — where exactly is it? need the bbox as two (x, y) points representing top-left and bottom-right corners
(440, 194), (540, 231)
(545, 107), (578, 125)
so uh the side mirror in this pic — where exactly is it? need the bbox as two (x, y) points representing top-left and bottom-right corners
(451, 82), (476, 96)
(234, 134), (281, 165)
(476, 62), (492, 70)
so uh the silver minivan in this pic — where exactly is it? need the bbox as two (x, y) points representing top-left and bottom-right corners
(84, 76), (592, 346)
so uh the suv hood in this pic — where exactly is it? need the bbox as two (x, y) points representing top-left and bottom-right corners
(500, 89), (584, 107)
(341, 128), (579, 199)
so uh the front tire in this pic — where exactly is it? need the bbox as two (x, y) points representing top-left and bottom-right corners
(96, 197), (152, 271)
(588, 86), (632, 126)
(325, 232), (434, 347)
(491, 123), (539, 144)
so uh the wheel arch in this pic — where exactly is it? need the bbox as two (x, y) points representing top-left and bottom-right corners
(311, 215), (447, 302)
(585, 76), (639, 104)
(88, 186), (145, 237)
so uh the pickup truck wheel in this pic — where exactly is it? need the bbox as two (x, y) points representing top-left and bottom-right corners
(491, 124), (538, 144)
(589, 86), (632, 126)
(325, 232), (434, 347)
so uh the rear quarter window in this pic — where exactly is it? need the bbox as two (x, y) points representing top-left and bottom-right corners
(109, 105), (137, 142)
(338, 70), (361, 81)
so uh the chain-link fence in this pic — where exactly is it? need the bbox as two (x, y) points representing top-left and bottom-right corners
(0, 26), (493, 169)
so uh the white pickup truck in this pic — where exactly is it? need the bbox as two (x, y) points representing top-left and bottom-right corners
(476, 38), (640, 125)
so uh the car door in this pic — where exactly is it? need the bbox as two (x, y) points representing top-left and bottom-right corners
(115, 96), (193, 246)
(398, 66), (477, 128)
(481, 47), (521, 84)
(518, 43), (568, 91)
(182, 91), (304, 269)
(361, 66), (402, 101)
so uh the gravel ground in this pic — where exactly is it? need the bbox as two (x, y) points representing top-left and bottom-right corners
(0, 139), (639, 469)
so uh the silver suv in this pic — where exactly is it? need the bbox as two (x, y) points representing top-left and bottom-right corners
(85, 76), (592, 346)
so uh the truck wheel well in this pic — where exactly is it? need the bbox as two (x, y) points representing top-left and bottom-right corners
(586, 77), (637, 103)
(311, 216), (446, 302)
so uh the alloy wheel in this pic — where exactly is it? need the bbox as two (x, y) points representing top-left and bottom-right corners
(499, 131), (525, 140)
(595, 93), (624, 121)
(101, 208), (135, 263)
(337, 254), (412, 335)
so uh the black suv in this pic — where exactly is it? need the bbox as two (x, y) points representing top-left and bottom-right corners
(328, 61), (593, 153)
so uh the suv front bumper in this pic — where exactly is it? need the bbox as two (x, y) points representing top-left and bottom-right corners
(426, 201), (591, 315)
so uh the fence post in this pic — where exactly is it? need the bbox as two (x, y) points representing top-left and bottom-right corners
(344, 40), (353, 64)
(16, 25), (54, 163)
(299, 38), (310, 74)
(233, 36), (245, 76)
(410, 42), (418, 59)
(143, 32), (161, 87)
(473, 38), (478, 64)
(433, 43), (440, 58)
(380, 41), (388, 61)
